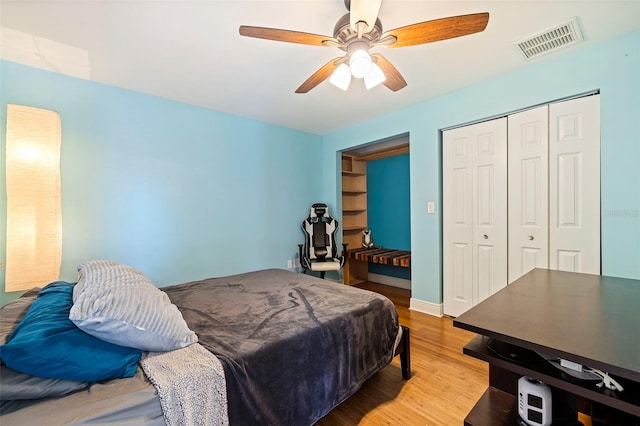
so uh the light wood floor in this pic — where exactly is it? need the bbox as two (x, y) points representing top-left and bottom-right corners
(316, 282), (489, 426)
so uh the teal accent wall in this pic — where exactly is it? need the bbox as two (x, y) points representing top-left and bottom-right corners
(323, 31), (640, 305)
(0, 60), (323, 305)
(367, 154), (411, 250)
(367, 154), (411, 280)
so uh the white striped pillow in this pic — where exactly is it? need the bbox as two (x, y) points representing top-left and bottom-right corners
(69, 260), (197, 352)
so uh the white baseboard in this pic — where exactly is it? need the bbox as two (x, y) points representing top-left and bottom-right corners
(367, 273), (411, 290)
(410, 298), (443, 317)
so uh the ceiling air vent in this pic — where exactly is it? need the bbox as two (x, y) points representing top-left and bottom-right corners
(515, 17), (583, 60)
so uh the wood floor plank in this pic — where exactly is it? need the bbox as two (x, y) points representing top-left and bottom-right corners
(316, 282), (488, 425)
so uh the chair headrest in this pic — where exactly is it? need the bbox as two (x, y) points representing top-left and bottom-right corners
(309, 203), (330, 223)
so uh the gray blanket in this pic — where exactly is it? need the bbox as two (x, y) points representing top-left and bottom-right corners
(140, 343), (228, 426)
(163, 269), (399, 426)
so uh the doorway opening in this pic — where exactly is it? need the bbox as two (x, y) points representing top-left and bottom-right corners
(340, 134), (411, 300)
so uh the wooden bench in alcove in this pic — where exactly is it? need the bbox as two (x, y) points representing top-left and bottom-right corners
(344, 247), (411, 285)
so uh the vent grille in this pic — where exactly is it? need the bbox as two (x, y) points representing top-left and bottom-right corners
(516, 17), (583, 60)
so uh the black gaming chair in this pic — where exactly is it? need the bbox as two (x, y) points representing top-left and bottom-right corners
(298, 203), (347, 279)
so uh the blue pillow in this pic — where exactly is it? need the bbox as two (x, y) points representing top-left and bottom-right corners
(0, 282), (141, 382)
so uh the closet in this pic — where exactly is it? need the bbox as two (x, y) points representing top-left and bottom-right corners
(341, 142), (410, 285)
(443, 95), (600, 317)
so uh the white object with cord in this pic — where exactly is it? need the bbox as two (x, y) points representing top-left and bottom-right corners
(518, 376), (552, 426)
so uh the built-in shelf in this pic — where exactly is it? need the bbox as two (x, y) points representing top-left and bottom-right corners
(342, 155), (366, 175)
(342, 181), (366, 195)
(341, 154), (368, 284)
(342, 171), (366, 177)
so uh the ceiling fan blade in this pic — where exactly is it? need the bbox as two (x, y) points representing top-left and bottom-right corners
(350, 0), (383, 32)
(295, 58), (343, 93)
(371, 53), (407, 92)
(239, 26), (338, 47)
(382, 13), (490, 48)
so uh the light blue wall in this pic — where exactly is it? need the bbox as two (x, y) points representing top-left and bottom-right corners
(323, 31), (640, 305)
(0, 60), (323, 305)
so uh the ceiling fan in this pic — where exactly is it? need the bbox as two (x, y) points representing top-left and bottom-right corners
(239, 0), (489, 93)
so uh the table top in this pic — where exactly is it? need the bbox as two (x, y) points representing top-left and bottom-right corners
(454, 268), (640, 382)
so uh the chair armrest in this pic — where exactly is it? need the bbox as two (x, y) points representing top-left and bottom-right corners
(338, 243), (348, 268)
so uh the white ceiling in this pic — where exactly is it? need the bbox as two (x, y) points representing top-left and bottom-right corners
(1, 0), (639, 135)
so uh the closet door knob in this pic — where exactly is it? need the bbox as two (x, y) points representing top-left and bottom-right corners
(528, 235), (534, 241)
(483, 234), (488, 239)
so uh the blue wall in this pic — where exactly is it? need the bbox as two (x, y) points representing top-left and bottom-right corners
(324, 31), (640, 306)
(367, 154), (411, 279)
(367, 154), (411, 250)
(0, 60), (323, 305)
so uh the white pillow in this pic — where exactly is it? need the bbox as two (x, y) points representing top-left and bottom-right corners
(69, 260), (197, 352)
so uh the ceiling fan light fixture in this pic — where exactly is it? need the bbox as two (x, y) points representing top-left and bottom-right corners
(329, 63), (352, 90)
(239, 4), (490, 94)
(364, 63), (386, 89)
(349, 49), (372, 78)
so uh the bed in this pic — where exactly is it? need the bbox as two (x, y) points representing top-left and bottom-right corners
(1, 266), (410, 425)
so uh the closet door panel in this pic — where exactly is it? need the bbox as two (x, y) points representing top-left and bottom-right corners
(549, 95), (600, 274)
(472, 118), (508, 303)
(508, 106), (549, 283)
(451, 242), (472, 310)
(444, 118), (507, 316)
(444, 130), (474, 316)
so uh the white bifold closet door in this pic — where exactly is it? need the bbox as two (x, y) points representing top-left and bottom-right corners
(508, 96), (601, 282)
(548, 96), (600, 274)
(444, 94), (600, 317)
(443, 118), (508, 317)
(507, 106), (550, 283)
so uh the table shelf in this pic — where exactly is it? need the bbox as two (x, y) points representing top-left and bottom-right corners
(463, 335), (640, 417)
(464, 387), (518, 426)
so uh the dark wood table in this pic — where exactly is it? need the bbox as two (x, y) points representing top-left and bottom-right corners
(454, 268), (640, 425)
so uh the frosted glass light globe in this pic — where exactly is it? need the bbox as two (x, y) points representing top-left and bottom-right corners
(349, 50), (372, 78)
